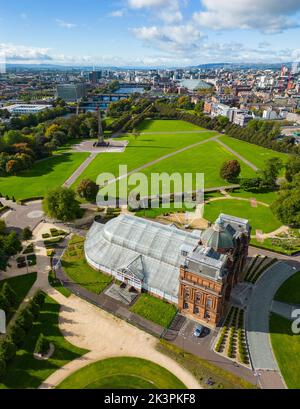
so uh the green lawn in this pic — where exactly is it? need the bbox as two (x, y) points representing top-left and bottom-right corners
(250, 238), (300, 256)
(0, 295), (88, 389)
(72, 130), (217, 189)
(229, 189), (279, 205)
(219, 135), (289, 171)
(102, 140), (256, 201)
(0, 273), (37, 322)
(274, 272), (300, 304)
(130, 293), (177, 328)
(57, 357), (186, 389)
(140, 140), (255, 192)
(48, 269), (72, 298)
(157, 340), (255, 389)
(137, 119), (204, 132)
(0, 152), (89, 200)
(62, 235), (112, 294)
(204, 199), (281, 233)
(270, 313), (300, 389)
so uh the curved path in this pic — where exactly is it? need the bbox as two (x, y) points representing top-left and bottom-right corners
(245, 260), (297, 388)
(4, 220), (201, 390)
(39, 290), (201, 389)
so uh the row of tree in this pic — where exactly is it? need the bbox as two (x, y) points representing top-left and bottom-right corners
(0, 220), (22, 271)
(153, 102), (299, 155)
(0, 290), (46, 381)
(271, 156), (300, 226)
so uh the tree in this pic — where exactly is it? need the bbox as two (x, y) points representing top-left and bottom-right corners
(22, 227), (32, 241)
(15, 308), (34, 331)
(0, 358), (6, 381)
(43, 187), (81, 221)
(259, 158), (283, 189)
(271, 189), (300, 226)
(285, 156), (300, 182)
(32, 291), (46, 307)
(77, 179), (99, 202)
(8, 323), (26, 347)
(0, 338), (16, 362)
(34, 333), (50, 355)
(1, 283), (17, 308)
(5, 159), (20, 175)
(220, 160), (241, 182)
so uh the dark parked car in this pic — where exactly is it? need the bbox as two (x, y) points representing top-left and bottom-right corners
(193, 324), (204, 337)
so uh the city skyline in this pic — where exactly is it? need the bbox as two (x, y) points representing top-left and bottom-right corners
(1, 0), (300, 67)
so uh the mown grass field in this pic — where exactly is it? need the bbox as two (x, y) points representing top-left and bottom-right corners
(270, 313), (300, 389)
(140, 140), (255, 191)
(137, 119), (205, 132)
(57, 357), (186, 389)
(0, 295), (87, 389)
(219, 135), (288, 171)
(229, 189), (279, 205)
(0, 152), (89, 200)
(274, 271), (300, 304)
(0, 273), (37, 322)
(130, 293), (177, 328)
(157, 340), (255, 389)
(62, 235), (112, 294)
(72, 129), (217, 189)
(203, 199), (281, 233)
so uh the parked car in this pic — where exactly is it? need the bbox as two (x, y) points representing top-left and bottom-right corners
(193, 324), (204, 337)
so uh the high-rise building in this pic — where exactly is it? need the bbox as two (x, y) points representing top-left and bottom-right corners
(56, 83), (86, 102)
(89, 71), (102, 84)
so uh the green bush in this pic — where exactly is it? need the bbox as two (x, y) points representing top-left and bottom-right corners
(34, 333), (50, 356)
(33, 291), (46, 307)
(42, 233), (51, 239)
(0, 293), (10, 311)
(27, 300), (41, 320)
(15, 308), (34, 331)
(1, 282), (17, 308)
(0, 338), (16, 362)
(8, 323), (26, 347)
(0, 358), (6, 380)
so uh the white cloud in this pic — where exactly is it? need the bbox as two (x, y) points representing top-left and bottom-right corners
(193, 0), (300, 33)
(128, 0), (171, 8)
(55, 19), (77, 29)
(127, 0), (183, 23)
(0, 43), (53, 62)
(109, 9), (125, 18)
(132, 23), (204, 54)
(20, 13), (28, 20)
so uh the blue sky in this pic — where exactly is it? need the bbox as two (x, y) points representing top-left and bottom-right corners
(1, 0), (300, 67)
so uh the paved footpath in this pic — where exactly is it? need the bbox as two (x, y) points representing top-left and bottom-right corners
(63, 153), (97, 188)
(245, 261), (297, 389)
(39, 291), (201, 389)
(271, 300), (300, 320)
(0, 220), (201, 390)
(215, 138), (259, 172)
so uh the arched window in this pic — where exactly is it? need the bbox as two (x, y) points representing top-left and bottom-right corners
(206, 298), (213, 308)
(195, 292), (201, 304)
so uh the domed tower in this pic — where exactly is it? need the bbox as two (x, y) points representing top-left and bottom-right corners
(201, 217), (234, 254)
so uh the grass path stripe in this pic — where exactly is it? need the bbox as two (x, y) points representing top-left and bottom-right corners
(215, 138), (259, 171)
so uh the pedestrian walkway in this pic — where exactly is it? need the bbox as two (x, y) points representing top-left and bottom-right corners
(271, 300), (300, 320)
(245, 260), (297, 388)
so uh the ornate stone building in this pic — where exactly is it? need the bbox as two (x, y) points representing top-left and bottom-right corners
(85, 213), (250, 328)
(178, 214), (250, 327)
